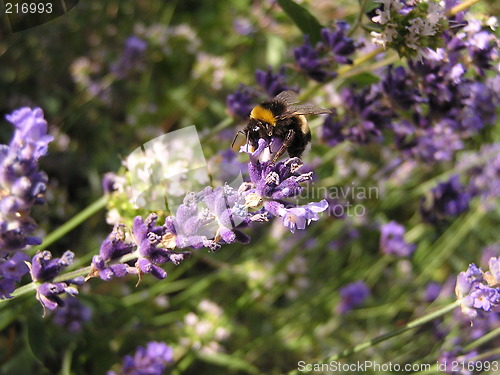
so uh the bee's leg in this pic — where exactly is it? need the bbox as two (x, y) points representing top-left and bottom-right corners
(271, 130), (295, 164)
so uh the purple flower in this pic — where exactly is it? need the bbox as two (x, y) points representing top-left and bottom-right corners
(240, 139), (328, 232)
(53, 298), (92, 332)
(0, 252), (29, 281)
(467, 143), (500, 201)
(255, 66), (296, 97)
(270, 200), (328, 233)
(111, 36), (148, 78)
(323, 86), (393, 145)
(171, 186), (248, 251)
(382, 65), (421, 109)
(29, 250), (84, 314)
(467, 31), (498, 76)
(470, 284), (499, 312)
(337, 281), (370, 314)
(293, 36), (334, 82)
(320, 23), (357, 64)
(456, 262), (500, 321)
(102, 172), (118, 194)
(421, 175), (470, 224)
(91, 255), (129, 281)
(321, 109), (346, 147)
(233, 17), (255, 36)
(108, 341), (174, 375)
(226, 85), (255, 119)
(379, 221), (416, 257)
(0, 107), (52, 252)
(30, 250), (74, 282)
(487, 257), (500, 286)
(424, 282), (442, 302)
(36, 282), (78, 313)
(0, 251), (29, 298)
(99, 224), (135, 261)
(5, 107), (53, 158)
(248, 156), (313, 200)
(439, 350), (477, 375)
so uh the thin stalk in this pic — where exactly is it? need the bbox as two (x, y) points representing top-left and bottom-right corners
(0, 251), (140, 302)
(287, 300), (461, 375)
(462, 326), (500, 353)
(31, 195), (108, 254)
(447, 0), (481, 16)
(348, 0), (370, 37)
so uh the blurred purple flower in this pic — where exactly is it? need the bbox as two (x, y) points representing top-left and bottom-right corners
(53, 297), (92, 332)
(294, 36), (334, 82)
(322, 86), (393, 145)
(337, 281), (370, 314)
(320, 22), (357, 64)
(108, 341), (174, 375)
(226, 85), (255, 119)
(321, 109), (346, 147)
(424, 282), (442, 302)
(233, 17), (255, 36)
(255, 66), (296, 97)
(382, 65), (421, 109)
(111, 36), (148, 78)
(379, 221), (416, 257)
(421, 175), (470, 224)
(467, 143), (500, 201)
(439, 350), (477, 375)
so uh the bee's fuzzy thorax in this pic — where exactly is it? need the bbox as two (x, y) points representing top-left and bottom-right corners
(250, 105), (277, 126)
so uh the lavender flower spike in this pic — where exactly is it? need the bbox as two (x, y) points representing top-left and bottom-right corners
(379, 221), (416, 257)
(455, 261), (500, 321)
(337, 281), (370, 314)
(29, 250), (84, 315)
(0, 107), (53, 252)
(108, 341), (174, 375)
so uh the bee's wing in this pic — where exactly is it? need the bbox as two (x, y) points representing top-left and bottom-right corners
(287, 104), (331, 116)
(274, 90), (300, 105)
(274, 90), (331, 117)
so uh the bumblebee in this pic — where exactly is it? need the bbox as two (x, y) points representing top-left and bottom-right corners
(233, 91), (330, 163)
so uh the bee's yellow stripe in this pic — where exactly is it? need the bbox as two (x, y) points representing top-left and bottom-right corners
(250, 105), (276, 126)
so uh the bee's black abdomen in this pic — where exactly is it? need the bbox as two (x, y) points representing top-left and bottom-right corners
(287, 119), (311, 158)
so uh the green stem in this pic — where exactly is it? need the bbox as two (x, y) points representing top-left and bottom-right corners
(287, 300), (461, 375)
(0, 251), (141, 303)
(348, 0), (369, 37)
(447, 0), (481, 16)
(463, 326), (500, 353)
(31, 195), (108, 254)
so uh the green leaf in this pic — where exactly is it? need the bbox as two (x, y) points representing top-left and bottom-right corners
(277, 0), (323, 44)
